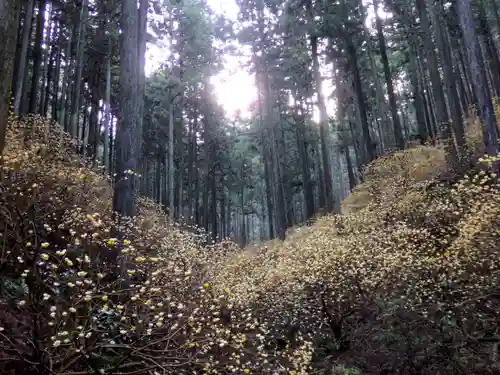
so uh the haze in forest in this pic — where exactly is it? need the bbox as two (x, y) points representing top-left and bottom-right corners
(0, 0), (499, 374)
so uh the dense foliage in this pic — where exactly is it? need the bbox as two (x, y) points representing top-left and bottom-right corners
(1, 0), (499, 247)
(0, 116), (314, 374)
(0, 0), (499, 374)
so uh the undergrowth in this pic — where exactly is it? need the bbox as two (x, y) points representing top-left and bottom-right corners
(0, 115), (311, 375)
(212, 135), (500, 373)
(0, 113), (499, 375)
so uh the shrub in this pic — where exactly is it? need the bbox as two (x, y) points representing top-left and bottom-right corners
(341, 145), (447, 214)
(0, 116), (312, 375)
(213, 146), (500, 374)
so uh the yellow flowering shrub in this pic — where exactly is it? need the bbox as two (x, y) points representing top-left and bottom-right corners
(213, 147), (500, 374)
(0, 116), (311, 375)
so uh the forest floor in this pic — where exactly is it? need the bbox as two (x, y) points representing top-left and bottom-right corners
(210, 116), (500, 374)
(0, 114), (499, 375)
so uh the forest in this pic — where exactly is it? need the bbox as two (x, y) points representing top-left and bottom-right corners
(0, 0), (499, 374)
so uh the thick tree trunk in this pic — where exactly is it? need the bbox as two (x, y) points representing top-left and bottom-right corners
(13, 0), (35, 115)
(477, 0), (500, 97)
(457, 0), (499, 162)
(294, 102), (314, 221)
(345, 39), (375, 162)
(429, 0), (466, 154)
(113, 0), (140, 217)
(187, 115), (196, 221)
(0, 0), (21, 154)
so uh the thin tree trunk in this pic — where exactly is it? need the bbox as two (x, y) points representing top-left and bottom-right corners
(415, 0), (454, 161)
(103, 37), (112, 171)
(29, 0), (46, 114)
(40, 4), (53, 116)
(373, 0), (404, 149)
(168, 100), (175, 220)
(69, 0), (88, 140)
(307, 0), (334, 212)
(137, 0), (147, 162)
(51, 27), (62, 122)
(60, 26), (73, 129)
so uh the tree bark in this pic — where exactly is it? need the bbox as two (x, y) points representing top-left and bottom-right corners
(103, 35), (112, 171)
(69, 0), (88, 140)
(457, 0), (499, 162)
(13, 0), (35, 115)
(373, 0), (404, 149)
(429, 0), (466, 153)
(29, 0), (46, 114)
(113, 0), (140, 216)
(0, 0), (21, 154)
(415, 0), (455, 162)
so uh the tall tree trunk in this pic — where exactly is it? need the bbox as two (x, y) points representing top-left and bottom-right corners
(51, 27), (62, 122)
(13, 0), (35, 115)
(194, 165), (200, 226)
(345, 40), (375, 162)
(168, 100), (175, 220)
(137, 0), (147, 163)
(457, 0), (499, 162)
(344, 144), (356, 191)
(29, 0), (46, 114)
(220, 187), (226, 239)
(477, 0), (500, 97)
(365, 38), (391, 149)
(415, 0), (454, 160)
(0, 0), (21, 154)
(255, 53), (275, 238)
(69, 0), (88, 140)
(429, 0), (466, 154)
(113, 0), (140, 216)
(40, 5), (53, 116)
(307, 0), (334, 212)
(211, 167), (217, 243)
(103, 36), (112, 171)
(202, 132), (210, 233)
(402, 7), (429, 141)
(11, 12), (24, 105)
(340, 0), (374, 162)
(240, 188), (246, 247)
(60, 25), (73, 129)
(373, 0), (404, 149)
(294, 102), (314, 221)
(188, 112), (198, 222)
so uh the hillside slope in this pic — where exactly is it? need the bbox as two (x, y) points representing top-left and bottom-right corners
(0, 116), (311, 375)
(213, 141), (500, 374)
(1, 115), (499, 375)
